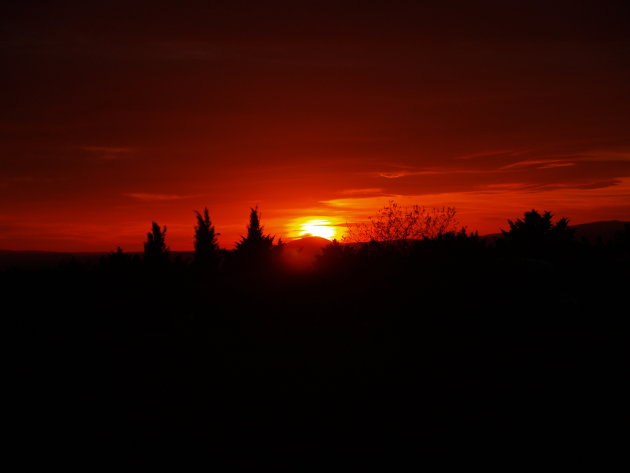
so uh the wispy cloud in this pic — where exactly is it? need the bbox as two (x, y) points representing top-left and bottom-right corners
(375, 168), (491, 179)
(339, 188), (384, 195)
(570, 150), (630, 162)
(379, 171), (433, 178)
(500, 151), (630, 170)
(321, 177), (630, 234)
(455, 149), (531, 160)
(125, 193), (195, 202)
(537, 162), (576, 169)
(321, 195), (399, 210)
(500, 159), (573, 169)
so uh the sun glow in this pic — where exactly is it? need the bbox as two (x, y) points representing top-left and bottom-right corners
(299, 219), (336, 239)
(286, 217), (344, 241)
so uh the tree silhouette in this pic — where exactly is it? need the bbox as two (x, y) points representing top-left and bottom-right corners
(194, 208), (220, 269)
(144, 222), (169, 264)
(235, 206), (274, 265)
(501, 209), (574, 258)
(343, 200), (458, 243)
(108, 246), (129, 264)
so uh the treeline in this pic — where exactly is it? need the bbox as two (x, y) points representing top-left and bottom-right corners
(101, 203), (629, 278)
(6, 206), (629, 466)
(139, 206), (277, 270)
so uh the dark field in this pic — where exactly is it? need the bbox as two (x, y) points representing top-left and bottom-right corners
(5, 227), (628, 467)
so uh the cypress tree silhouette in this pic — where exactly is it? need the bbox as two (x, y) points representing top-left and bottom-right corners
(144, 222), (169, 264)
(235, 206), (274, 266)
(194, 208), (220, 269)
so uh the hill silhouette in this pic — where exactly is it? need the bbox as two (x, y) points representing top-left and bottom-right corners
(571, 220), (629, 243)
(0, 250), (106, 269)
(482, 219), (630, 244)
(280, 236), (331, 270)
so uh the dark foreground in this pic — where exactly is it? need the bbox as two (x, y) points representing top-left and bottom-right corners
(5, 235), (628, 467)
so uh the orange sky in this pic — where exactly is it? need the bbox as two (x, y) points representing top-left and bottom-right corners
(1, 1), (629, 251)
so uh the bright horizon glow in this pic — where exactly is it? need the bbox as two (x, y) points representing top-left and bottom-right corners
(300, 219), (336, 240)
(285, 217), (346, 241)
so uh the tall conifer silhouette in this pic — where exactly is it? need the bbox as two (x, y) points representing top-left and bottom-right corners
(235, 206), (274, 265)
(144, 222), (169, 264)
(194, 208), (220, 268)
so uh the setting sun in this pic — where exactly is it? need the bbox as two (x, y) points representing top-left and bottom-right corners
(300, 219), (336, 240)
(286, 217), (345, 241)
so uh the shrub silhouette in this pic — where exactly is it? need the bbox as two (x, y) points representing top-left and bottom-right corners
(105, 246), (130, 266)
(144, 221), (169, 264)
(193, 208), (220, 270)
(501, 209), (574, 259)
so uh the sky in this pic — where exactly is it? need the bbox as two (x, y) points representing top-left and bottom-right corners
(1, 1), (629, 251)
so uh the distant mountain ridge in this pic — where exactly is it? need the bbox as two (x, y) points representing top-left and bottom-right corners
(482, 220), (629, 243)
(569, 220), (629, 243)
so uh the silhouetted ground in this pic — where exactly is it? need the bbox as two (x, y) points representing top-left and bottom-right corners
(4, 227), (629, 467)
